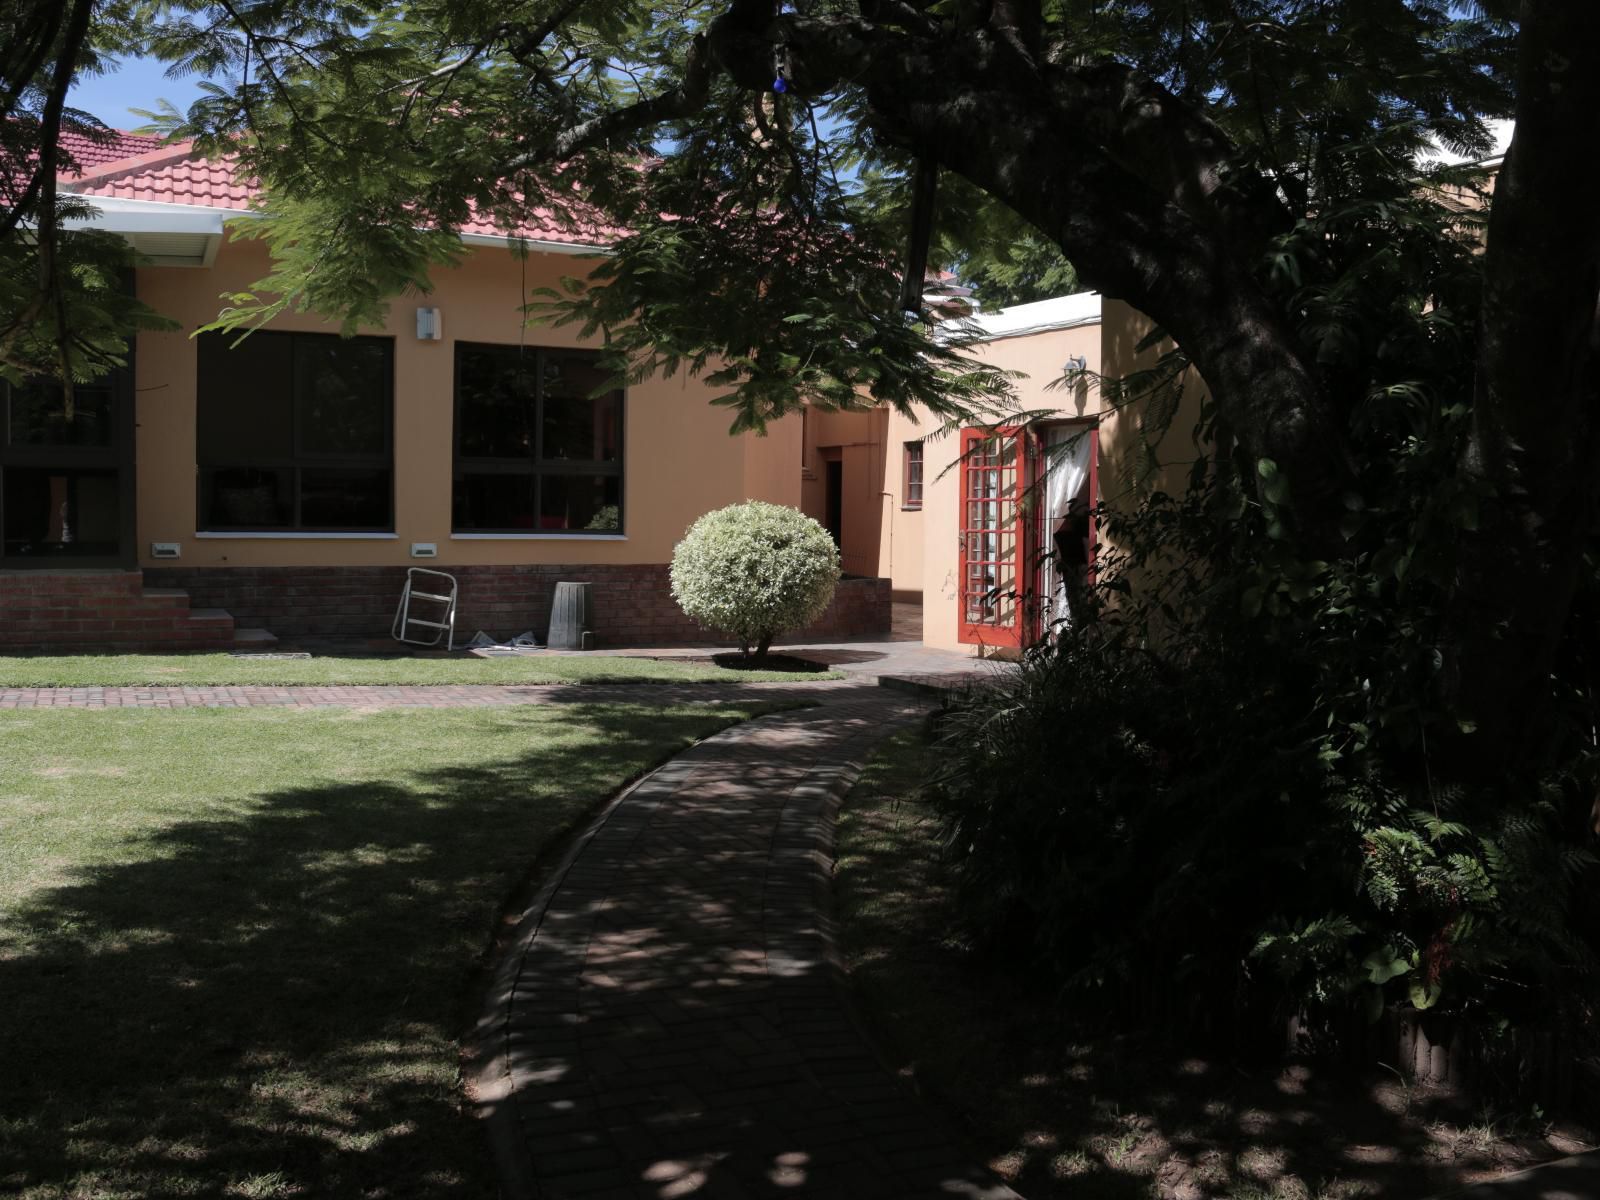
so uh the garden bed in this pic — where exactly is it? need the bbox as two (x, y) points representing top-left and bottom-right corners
(834, 729), (1596, 1200)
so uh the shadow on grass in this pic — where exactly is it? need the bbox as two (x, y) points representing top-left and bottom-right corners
(0, 702), (761, 1199)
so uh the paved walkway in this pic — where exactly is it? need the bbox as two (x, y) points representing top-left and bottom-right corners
(0, 681), (857, 709)
(470, 691), (1021, 1200)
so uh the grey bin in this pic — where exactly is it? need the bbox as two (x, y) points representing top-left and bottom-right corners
(547, 581), (595, 651)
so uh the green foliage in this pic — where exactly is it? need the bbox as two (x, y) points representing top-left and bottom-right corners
(0, 219), (177, 386)
(669, 501), (840, 660)
(931, 499), (1596, 1043)
(932, 329), (1598, 1051)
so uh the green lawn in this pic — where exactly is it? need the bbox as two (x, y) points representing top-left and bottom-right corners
(0, 700), (777, 1198)
(0, 651), (837, 687)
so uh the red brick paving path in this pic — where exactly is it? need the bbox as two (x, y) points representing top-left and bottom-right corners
(470, 689), (1022, 1200)
(0, 681), (855, 709)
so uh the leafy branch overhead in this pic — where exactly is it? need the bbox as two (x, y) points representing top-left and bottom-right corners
(138, 0), (1520, 463)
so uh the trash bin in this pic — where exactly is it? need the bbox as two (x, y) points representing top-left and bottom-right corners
(548, 581), (594, 651)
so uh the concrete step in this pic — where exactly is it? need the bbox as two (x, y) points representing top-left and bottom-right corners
(188, 607), (234, 627)
(139, 587), (192, 609)
(232, 628), (279, 648)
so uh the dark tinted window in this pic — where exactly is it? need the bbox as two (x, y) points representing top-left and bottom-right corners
(454, 344), (623, 534)
(197, 331), (392, 530)
(456, 346), (537, 459)
(6, 380), (116, 448)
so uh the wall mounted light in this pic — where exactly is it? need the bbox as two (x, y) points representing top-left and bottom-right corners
(416, 306), (443, 340)
(1063, 354), (1088, 376)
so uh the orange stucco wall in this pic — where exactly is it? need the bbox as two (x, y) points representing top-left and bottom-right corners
(131, 236), (800, 570)
(800, 298), (1212, 653)
(916, 319), (1104, 652)
(1097, 297), (1208, 508)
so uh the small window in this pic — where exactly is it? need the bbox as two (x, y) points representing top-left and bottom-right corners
(196, 331), (393, 531)
(903, 441), (924, 510)
(453, 343), (624, 533)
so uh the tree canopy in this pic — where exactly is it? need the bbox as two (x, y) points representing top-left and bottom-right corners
(4, 0), (1600, 773)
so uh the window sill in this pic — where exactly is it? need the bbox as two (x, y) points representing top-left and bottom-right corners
(901, 505), (924, 513)
(194, 531), (400, 540)
(450, 533), (628, 541)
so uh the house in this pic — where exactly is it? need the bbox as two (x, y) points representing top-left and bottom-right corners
(808, 291), (1205, 654)
(0, 132), (890, 651)
(806, 119), (1517, 658)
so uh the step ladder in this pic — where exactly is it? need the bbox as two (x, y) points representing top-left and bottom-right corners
(392, 567), (459, 650)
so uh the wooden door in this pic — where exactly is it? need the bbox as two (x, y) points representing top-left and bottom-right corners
(957, 427), (1037, 649)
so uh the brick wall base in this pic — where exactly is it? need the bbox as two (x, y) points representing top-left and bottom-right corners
(0, 569), (236, 653)
(143, 563), (891, 647)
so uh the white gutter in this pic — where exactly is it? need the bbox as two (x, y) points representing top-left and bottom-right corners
(64, 193), (609, 255)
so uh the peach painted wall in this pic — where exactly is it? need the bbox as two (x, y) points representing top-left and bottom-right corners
(1097, 297), (1208, 509)
(132, 237), (799, 570)
(918, 319), (1104, 653)
(798, 405), (891, 580)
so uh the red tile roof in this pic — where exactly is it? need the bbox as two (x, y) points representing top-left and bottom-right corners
(57, 128), (165, 172)
(60, 130), (615, 246)
(65, 141), (258, 210)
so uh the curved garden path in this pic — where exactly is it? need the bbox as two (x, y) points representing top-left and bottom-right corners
(469, 687), (1023, 1200)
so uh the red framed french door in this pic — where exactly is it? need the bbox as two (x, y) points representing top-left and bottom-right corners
(957, 426), (1041, 650)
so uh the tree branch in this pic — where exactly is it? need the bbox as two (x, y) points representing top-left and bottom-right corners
(33, 0), (94, 417)
(510, 31), (713, 166)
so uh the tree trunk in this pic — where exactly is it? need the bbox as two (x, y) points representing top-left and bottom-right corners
(1444, 1), (1600, 777)
(857, 37), (1351, 542)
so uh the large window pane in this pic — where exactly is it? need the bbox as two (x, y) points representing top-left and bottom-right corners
(2, 467), (120, 556)
(541, 355), (620, 461)
(200, 466), (294, 528)
(540, 474), (621, 532)
(197, 333), (294, 462)
(294, 337), (389, 456)
(454, 344), (624, 535)
(453, 473), (537, 531)
(457, 345), (537, 459)
(300, 467), (391, 528)
(196, 331), (392, 531)
(6, 380), (114, 448)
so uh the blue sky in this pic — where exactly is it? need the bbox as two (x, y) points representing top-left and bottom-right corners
(70, 56), (217, 130)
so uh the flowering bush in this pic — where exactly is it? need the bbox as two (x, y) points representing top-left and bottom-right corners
(670, 502), (840, 661)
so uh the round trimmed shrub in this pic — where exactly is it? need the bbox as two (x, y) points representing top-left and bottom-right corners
(671, 501), (841, 661)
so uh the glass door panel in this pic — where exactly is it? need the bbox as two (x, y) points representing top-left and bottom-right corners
(1, 372), (133, 567)
(957, 428), (1034, 649)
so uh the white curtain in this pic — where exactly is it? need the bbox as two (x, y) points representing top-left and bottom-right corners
(1042, 426), (1092, 626)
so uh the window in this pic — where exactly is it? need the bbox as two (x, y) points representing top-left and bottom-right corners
(903, 440), (924, 510)
(196, 331), (393, 531)
(452, 343), (624, 533)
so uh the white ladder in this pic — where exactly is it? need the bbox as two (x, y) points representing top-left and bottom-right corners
(391, 567), (459, 650)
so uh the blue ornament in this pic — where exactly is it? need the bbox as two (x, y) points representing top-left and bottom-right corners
(772, 75), (788, 93)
